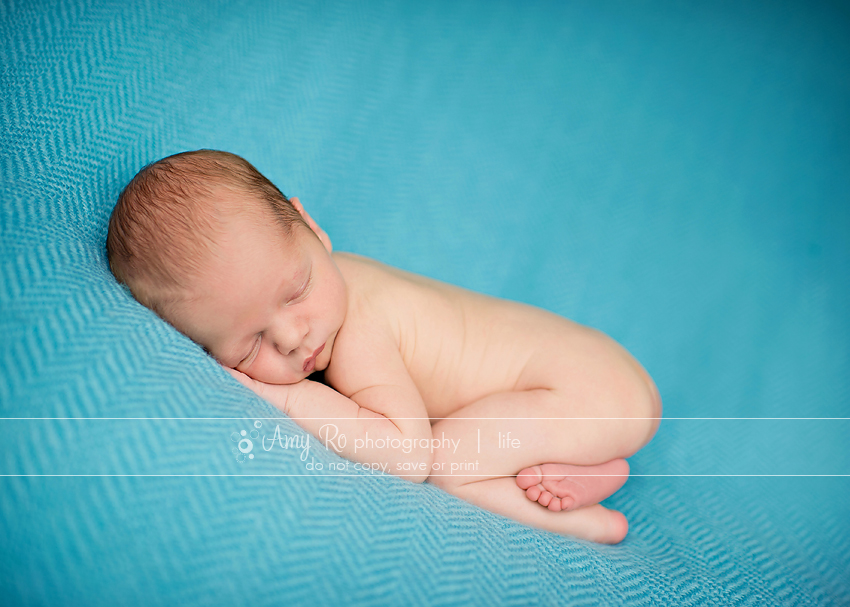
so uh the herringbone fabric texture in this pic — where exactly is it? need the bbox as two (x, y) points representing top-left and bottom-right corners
(2, 1), (849, 605)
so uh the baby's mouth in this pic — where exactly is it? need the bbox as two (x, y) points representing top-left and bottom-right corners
(303, 343), (325, 372)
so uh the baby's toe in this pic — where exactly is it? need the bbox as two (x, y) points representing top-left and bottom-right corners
(538, 490), (553, 507)
(516, 466), (543, 490)
(548, 496), (576, 512)
(558, 495), (576, 511)
(525, 484), (543, 502)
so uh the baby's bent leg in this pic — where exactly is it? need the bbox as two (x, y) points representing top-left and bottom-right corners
(430, 388), (645, 479)
(429, 388), (640, 532)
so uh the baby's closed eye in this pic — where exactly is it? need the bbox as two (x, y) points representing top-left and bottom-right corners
(238, 334), (263, 367)
(287, 272), (313, 304)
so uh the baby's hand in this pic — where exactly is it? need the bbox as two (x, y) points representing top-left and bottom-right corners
(223, 367), (306, 416)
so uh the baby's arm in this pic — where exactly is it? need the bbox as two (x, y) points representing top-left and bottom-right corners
(226, 324), (433, 482)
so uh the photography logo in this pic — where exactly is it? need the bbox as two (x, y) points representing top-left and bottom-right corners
(230, 420), (263, 463)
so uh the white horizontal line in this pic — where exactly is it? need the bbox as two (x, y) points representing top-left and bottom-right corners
(1, 417), (848, 421)
(1, 474), (848, 477)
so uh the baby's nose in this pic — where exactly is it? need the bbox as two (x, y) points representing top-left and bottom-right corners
(270, 318), (308, 355)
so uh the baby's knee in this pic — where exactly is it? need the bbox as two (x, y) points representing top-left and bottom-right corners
(593, 358), (662, 456)
(626, 364), (662, 447)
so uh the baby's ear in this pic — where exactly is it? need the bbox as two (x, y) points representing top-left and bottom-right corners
(314, 223), (333, 253)
(291, 197), (333, 253)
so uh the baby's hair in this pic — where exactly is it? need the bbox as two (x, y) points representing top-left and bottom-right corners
(106, 149), (306, 317)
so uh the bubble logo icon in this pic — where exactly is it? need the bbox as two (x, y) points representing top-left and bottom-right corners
(231, 420), (263, 463)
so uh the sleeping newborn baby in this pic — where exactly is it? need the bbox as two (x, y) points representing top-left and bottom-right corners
(106, 149), (661, 544)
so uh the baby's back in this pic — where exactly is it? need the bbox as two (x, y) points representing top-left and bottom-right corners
(331, 252), (591, 421)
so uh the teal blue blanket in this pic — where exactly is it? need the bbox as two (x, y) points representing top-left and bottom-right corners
(2, 1), (848, 604)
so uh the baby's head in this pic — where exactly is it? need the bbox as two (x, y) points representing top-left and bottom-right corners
(107, 149), (347, 384)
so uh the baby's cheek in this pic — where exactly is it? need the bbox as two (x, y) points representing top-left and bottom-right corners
(249, 356), (301, 386)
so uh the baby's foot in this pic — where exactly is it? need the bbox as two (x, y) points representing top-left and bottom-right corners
(516, 459), (630, 512)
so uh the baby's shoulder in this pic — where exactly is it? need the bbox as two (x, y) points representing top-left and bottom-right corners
(332, 251), (400, 304)
(331, 251), (409, 332)
(331, 250), (497, 325)
(332, 251), (389, 285)
(325, 252), (411, 387)
(330, 251), (459, 344)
